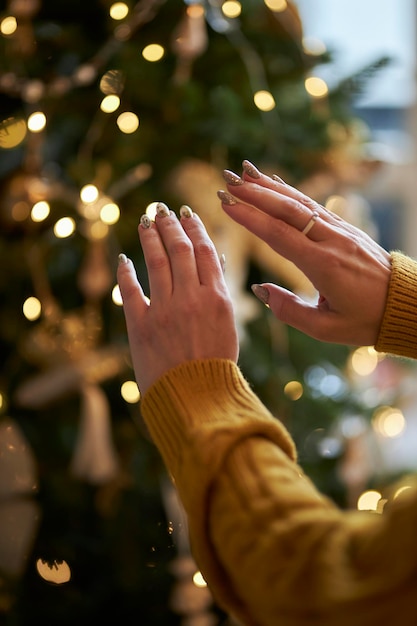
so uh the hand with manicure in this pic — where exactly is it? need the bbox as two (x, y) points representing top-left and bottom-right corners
(218, 160), (392, 347)
(117, 203), (239, 395)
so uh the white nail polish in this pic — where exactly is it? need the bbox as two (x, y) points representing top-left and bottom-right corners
(140, 214), (152, 229)
(180, 204), (193, 218)
(156, 202), (170, 217)
(118, 253), (128, 264)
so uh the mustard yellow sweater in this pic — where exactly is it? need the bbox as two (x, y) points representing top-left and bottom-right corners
(141, 251), (417, 626)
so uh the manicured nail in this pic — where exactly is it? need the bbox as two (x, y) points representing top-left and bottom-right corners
(140, 214), (152, 229)
(242, 160), (261, 179)
(118, 253), (128, 265)
(180, 204), (193, 218)
(272, 174), (286, 184)
(156, 202), (170, 217)
(251, 284), (270, 305)
(217, 190), (237, 205)
(223, 169), (244, 186)
(220, 253), (226, 274)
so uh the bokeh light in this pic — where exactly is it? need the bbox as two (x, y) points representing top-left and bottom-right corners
(142, 43), (165, 62)
(117, 111), (139, 133)
(31, 201), (50, 222)
(112, 284), (123, 306)
(100, 94), (121, 113)
(80, 184), (99, 204)
(0, 117), (27, 148)
(109, 2), (129, 20)
(372, 406), (406, 438)
(253, 90), (276, 111)
(283, 380), (303, 401)
(0, 16), (18, 35)
(222, 1), (242, 18)
(305, 76), (329, 98)
(23, 296), (42, 321)
(54, 217), (76, 238)
(357, 490), (382, 511)
(121, 380), (140, 403)
(27, 111), (46, 132)
(264, 0), (287, 11)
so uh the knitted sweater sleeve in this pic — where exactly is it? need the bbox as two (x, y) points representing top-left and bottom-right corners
(375, 251), (417, 358)
(141, 358), (417, 626)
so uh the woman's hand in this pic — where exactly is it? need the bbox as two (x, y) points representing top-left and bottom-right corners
(217, 160), (392, 347)
(117, 204), (239, 395)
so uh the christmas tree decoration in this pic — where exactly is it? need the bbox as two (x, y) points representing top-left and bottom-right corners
(0, 0), (412, 623)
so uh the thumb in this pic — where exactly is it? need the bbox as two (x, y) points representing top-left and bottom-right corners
(251, 283), (319, 338)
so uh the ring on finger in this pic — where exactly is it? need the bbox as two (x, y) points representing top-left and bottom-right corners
(302, 210), (319, 236)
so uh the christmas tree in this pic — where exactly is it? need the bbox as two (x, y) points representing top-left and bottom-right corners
(0, 1), (411, 624)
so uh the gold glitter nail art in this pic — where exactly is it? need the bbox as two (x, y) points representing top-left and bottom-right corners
(140, 214), (152, 228)
(179, 204), (193, 218)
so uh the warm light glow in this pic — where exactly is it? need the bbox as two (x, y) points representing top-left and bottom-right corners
(305, 76), (329, 98)
(31, 201), (50, 222)
(264, 0), (287, 11)
(0, 117), (27, 148)
(100, 202), (120, 224)
(142, 43), (165, 62)
(88, 221), (109, 239)
(192, 571), (207, 588)
(222, 1), (242, 18)
(121, 380), (140, 403)
(283, 380), (303, 401)
(27, 111), (47, 132)
(349, 346), (379, 376)
(0, 16), (18, 35)
(109, 2), (129, 20)
(393, 485), (412, 499)
(36, 559), (71, 584)
(303, 36), (327, 56)
(80, 184), (99, 204)
(253, 90), (276, 112)
(357, 490), (381, 511)
(100, 94), (121, 113)
(54, 217), (76, 238)
(23, 296), (42, 321)
(325, 195), (347, 214)
(0, 392), (4, 411)
(372, 406), (406, 438)
(117, 111), (139, 133)
(112, 284), (123, 306)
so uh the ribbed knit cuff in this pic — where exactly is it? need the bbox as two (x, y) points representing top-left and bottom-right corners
(375, 251), (417, 359)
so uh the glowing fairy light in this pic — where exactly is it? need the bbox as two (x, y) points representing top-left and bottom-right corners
(121, 380), (140, 403)
(264, 0), (287, 11)
(80, 184), (99, 204)
(31, 201), (50, 222)
(100, 202), (120, 224)
(283, 381), (303, 401)
(117, 111), (139, 134)
(192, 571), (207, 588)
(253, 90), (276, 112)
(303, 36), (327, 56)
(54, 217), (76, 238)
(142, 43), (165, 62)
(100, 94), (121, 113)
(222, 1), (242, 18)
(36, 559), (71, 584)
(109, 2), (129, 20)
(27, 111), (47, 132)
(112, 284), (123, 306)
(349, 346), (379, 377)
(0, 16), (18, 35)
(0, 117), (27, 149)
(305, 76), (329, 98)
(23, 296), (42, 321)
(357, 490), (382, 511)
(372, 406), (406, 438)
(145, 202), (158, 221)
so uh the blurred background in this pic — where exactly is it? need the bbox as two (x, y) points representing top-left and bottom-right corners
(0, 0), (417, 624)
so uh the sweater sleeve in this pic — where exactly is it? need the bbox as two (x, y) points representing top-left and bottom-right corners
(375, 251), (417, 358)
(141, 359), (417, 626)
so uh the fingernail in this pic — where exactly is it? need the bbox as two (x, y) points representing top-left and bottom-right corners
(242, 160), (261, 179)
(156, 202), (170, 218)
(140, 214), (152, 229)
(217, 190), (237, 205)
(251, 284), (270, 305)
(180, 204), (193, 218)
(272, 174), (286, 185)
(118, 253), (128, 265)
(220, 253), (226, 274)
(223, 169), (244, 186)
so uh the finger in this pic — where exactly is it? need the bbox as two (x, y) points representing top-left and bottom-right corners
(180, 209), (225, 287)
(138, 214), (173, 299)
(117, 254), (149, 318)
(154, 203), (200, 292)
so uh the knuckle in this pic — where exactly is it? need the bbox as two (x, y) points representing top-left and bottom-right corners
(170, 238), (193, 257)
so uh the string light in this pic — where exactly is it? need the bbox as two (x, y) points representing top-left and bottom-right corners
(264, 0), (287, 12)
(222, 1), (242, 19)
(121, 380), (140, 403)
(0, 16), (18, 36)
(283, 380), (303, 401)
(372, 406), (406, 438)
(23, 296), (42, 321)
(303, 36), (327, 56)
(112, 284), (123, 306)
(349, 346), (379, 377)
(253, 90), (276, 111)
(0, 117), (27, 148)
(54, 217), (76, 238)
(31, 200), (50, 222)
(80, 184), (99, 204)
(192, 570), (207, 588)
(305, 76), (329, 98)
(357, 489), (382, 511)
(145, 201), (158, 220)
(116, 111), (139, 133)
(27, 111), (46, 132)
(109, 2), (129, 21)
(100, 201), (120, 224)
(142, 43), (165, 62)
(36, 559), (71, 584)
(100, 94), (121, 113)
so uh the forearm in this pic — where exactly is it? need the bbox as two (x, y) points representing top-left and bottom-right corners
(375, 252), (417, 359)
